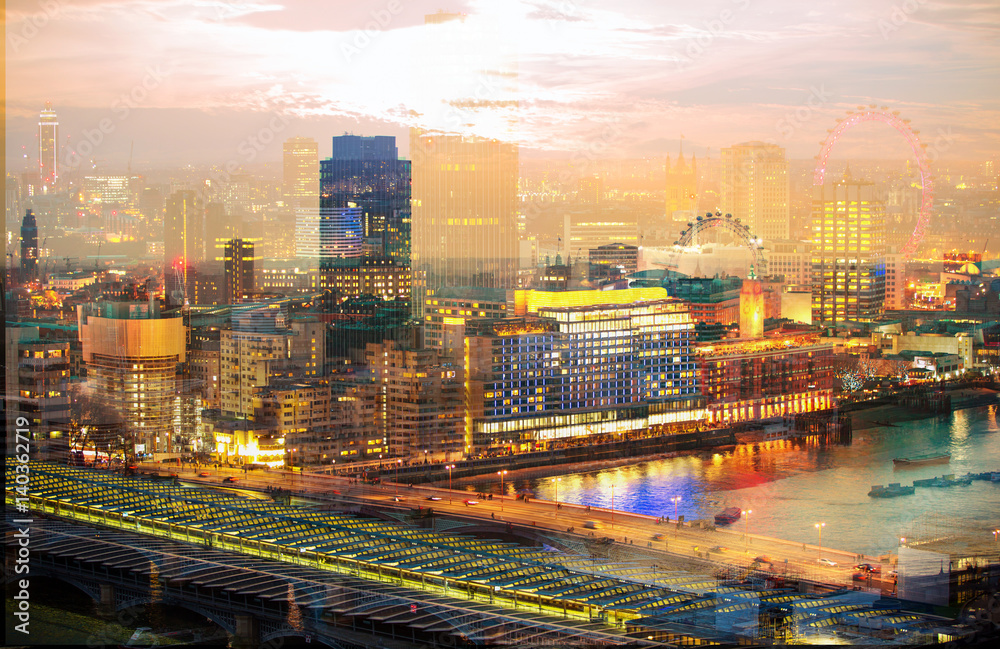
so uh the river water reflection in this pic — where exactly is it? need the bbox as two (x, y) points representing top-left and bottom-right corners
(511, 405), (1000, 556)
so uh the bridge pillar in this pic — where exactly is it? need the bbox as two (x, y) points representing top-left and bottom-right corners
(233, 614), (258, 649)
(98, 583), (115, 618)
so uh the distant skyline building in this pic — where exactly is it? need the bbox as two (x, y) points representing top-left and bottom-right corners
(721, 142), (789, 242)
(665, 150), (697, 217)
(295, 206), (364, 260)
(84, 175), (130, 205)
(410, 132), (519, 319)
(811, 170), (887, 325)
(38, 102), (58, 190)
(224, 238), (255, 304)
(164, 189), (204, 304)
(283, 137), (319, 210)
(20, 209), (38, 284)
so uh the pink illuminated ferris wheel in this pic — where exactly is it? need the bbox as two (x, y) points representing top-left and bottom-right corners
(814, 105), (933, 257)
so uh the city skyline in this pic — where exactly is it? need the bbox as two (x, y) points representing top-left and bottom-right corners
(5, 0), (999, 171)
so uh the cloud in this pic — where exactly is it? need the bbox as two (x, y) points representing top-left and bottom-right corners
(5, 0), (999, 166)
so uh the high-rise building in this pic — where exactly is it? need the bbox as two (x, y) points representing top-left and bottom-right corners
(295, 207), (363, 260)
(410, 133), (518, 319)
(164, 189), (204, 304)
(77, 301), (186, 455)
(20, 209), (38, 284)
(224, 239), (255, 304)
(38, 103), (58, 190)
(811, 171), (887, 325)
(283, 137), (319, 210)
(721, 142), (789, 242)
(320, 135), (411, 259)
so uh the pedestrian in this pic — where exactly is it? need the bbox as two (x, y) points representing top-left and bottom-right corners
(491, 512), (495, 519)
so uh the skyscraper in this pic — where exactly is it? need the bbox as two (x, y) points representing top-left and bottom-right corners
(410, 132), (518, 319)
(20, 209), (38, 285)
(38, 103), (58, 190)
(320, 135), (411, 258)
(811, 170), (887, 325)
(283, 137), (319, 210)
(721, 142), (789, 242)
(164, 190), (204, 304)
(224, 238), (255, 304)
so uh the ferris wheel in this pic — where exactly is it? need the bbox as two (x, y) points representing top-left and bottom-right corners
(814, 105), (933, 257)
(663, 211), (767, 279)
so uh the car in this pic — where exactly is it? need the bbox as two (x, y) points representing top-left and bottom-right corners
(169, 472), (179, 478)
(710, 546), (728, 553)
(392, 496), (404, 502)
(583, 520), (601, 529)
(817, 558), (837, 567)
(754, 555), (772, 563)
(853, 563), (880, 573)
(224, 476), (239, 483)
(199, 471), (211, 477)
(463, 499), (479, 505)
(426, 496), (442, 501)
(652, 533), (665, 541)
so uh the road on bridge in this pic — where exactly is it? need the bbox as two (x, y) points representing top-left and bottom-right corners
(144, 462), (896, 595)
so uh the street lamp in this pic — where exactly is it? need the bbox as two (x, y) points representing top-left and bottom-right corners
(497, 470), (508, 512)
(553, 477), (561, 515)
(670, 496), (681, 530)
(744, 509), (753, 555)
(446, 464), (455, 504)
(395, 459), (402, 496)
(814, 522), (825, 561)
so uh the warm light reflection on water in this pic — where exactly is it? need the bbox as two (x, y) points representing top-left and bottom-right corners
(506, 405), (1000, 556)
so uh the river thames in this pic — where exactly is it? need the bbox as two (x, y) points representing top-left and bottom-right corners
(510, 405), (1000, 557)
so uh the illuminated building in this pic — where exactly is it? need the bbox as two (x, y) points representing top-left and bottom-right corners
(696, 333), (835, 425)
(410, 132), (518, 319)
(5, 326), (71, 459)
(566, 213), (638, 260)
(77, 301), (186, 455)
(257, 264), (318, 294)
(423, 287), (512, 360)
(20, 209), (38, 285)
(319, 257), (410, 301)
(320, 135), (410, 259)
(220, 307), (325, 417)
(665, 150), (697, 217)
(223, 238), (256, 304)
(589, 243), (638, 278)
(367, 339), (465, 461)
(38, 103), (58, 190)
(739, 280), (764, 339)
(667, 275), (741, 326)
(464, 288), (704, 453)
(295, 207), (363, 260)
(721, 142), (789, 242)
(84, 175), (130, 205)
(282, 137), (319, 210)
(811, 172), (886, 324)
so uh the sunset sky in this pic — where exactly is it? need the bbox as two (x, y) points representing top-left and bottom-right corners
(5, 0), (999, 170)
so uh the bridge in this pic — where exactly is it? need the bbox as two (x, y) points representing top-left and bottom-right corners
(6, 462), (976, 646)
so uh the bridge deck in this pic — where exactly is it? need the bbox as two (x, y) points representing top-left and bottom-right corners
(6, 462), (966, 645)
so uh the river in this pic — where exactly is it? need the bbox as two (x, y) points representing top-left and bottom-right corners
(507, 404), (1000, 557)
